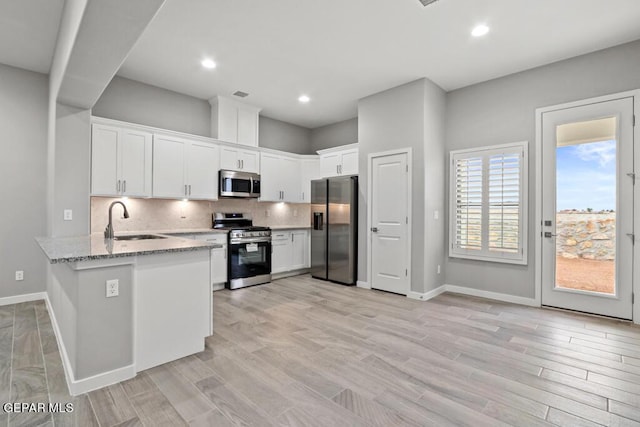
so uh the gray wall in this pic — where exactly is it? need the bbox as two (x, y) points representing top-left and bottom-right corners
(54, 104), (91, 237)
(423, 81), (447, 292)
(310, 118), (358, 152)
(358, 79), (446, 293)
(259, 116), (312, 154)
(0, 64), (48, 299)
(93, 76), (212, 137)
(94, 76), (317, 154)
(445, 39), (640, 298)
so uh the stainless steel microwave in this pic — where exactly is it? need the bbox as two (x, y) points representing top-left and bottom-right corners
(219, 170), (261, 198)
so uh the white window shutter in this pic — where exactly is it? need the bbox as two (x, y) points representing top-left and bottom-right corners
(450, 142), (528, 265)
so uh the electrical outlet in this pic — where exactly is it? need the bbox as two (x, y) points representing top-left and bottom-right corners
(63, 209), (73, 221)
(265, 210), (271, 217)
(106, 279), (119, 298)
(433, 210), (439, 220)
(437, 265), (441, 275)
(15, 271), (24, 281)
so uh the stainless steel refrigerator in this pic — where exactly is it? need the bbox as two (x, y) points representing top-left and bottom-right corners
(310, 176), (358, 285)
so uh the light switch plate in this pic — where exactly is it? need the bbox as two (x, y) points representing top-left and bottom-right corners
(433, 210), (439, 220)
(15, 271), (24, 281)
(63, 209), (73, 221)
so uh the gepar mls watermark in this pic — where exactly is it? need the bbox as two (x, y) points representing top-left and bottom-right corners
(3, 402), (74, 414)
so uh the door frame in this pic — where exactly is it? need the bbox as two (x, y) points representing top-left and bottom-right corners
(534, 89), (640, 323)
(367, 148), (413, 295)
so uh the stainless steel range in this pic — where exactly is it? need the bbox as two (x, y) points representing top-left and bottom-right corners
(212, 213), (272, 289)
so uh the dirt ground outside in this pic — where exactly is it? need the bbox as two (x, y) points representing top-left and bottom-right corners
(555, 256), (615, 294)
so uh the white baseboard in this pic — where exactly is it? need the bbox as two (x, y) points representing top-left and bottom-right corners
(407, 285), (447, 301)
(0, 292), (46, 307)
(356, 280), (371, 289)
(444, 284), (539, 307)
(44, 294), (136, 396)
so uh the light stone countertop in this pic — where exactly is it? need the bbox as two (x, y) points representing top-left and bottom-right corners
(36, 233), (222, 264)
(144, 228), (228, 236)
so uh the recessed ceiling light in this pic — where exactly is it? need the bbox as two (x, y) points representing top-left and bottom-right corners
(201, 59), (217, 69)
(471, 24), (490, 37)
(298, 95), (310, 103)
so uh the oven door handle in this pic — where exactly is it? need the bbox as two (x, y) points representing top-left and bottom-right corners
(230, 237), (271, 244)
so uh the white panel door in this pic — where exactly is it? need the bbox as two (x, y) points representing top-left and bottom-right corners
(120, 129), (152, 197)
(260, 153), (282, 201)
(239, 150), (260, 173)
(218, 104), (238, 143)
(91, 124), (119, 195)
(281, 156), (301, 202)
(541, 97), (634, 319)
(320, 153), (341, 177)
(300, 158), (320, 202)
(371, 152), (410, 295)
(341, 149), (359, 175)
(153, 136), (186, 198)
(219, 147), (240, 170)
(291, 230), (308, 270)
(237, 107), (258, 146)
(187, 142), (218, 200)
(272, 233), (293, 274)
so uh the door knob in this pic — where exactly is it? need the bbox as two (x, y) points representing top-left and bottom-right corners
(371, 227), (378, 232)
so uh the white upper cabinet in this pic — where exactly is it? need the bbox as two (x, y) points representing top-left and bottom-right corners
(260, 152), (301, 202)
(91, 123), (152, 197)
(210, 96), (261, 147)
(187, 141), (219, 200)
(318, 144), (359, 177)
(153, 134), (219, 200)
(300, 158), (320, 203)
(219, 146), (260, 173)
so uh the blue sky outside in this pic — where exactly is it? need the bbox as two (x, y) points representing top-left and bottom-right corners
(556, 139), (616, 211)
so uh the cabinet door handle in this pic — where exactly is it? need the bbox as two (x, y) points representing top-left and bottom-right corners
(336, 165), (339, 175)
(185, 184), (188, 196)
(123, 180), (127, 193)
(117, 180), (121, 193)
(241, 159), (244, 169)
(189, 184), (192, 195)
(237, 160), (240, 169)
(302, 192), (304, 201)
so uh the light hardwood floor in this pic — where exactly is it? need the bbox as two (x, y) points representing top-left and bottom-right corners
(3, 274), (640, 426)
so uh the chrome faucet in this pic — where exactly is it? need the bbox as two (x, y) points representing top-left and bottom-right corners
(104, 201), (130, 239)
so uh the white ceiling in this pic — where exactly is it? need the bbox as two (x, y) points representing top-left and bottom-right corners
(3, 1), (640, 129)
(118, 0), (640, 128)
(0, 0), (64, 74)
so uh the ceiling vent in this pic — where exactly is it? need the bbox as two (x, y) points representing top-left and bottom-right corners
(418, 0), (439, 6)
(233, 91), (249, 98)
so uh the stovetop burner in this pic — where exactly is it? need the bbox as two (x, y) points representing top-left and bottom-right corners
(212, 213), (271, 235)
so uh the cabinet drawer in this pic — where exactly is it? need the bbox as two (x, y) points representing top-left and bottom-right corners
(271, 231), (292, 241)
(193, 233), (227, 244)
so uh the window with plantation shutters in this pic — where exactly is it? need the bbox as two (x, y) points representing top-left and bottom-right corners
(449, 142), (528, 265)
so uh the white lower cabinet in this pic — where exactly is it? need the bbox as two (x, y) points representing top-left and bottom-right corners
(291, 230), (309, 270)
(271, 229), (310, 275)
(193, 234), (228, 290)
(271, 231), (293, 274)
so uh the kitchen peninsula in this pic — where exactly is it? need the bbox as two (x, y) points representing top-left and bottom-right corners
(36, 233), (220, 395)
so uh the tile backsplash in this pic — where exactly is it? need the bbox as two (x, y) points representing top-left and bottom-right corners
(90, 197), (311, 233)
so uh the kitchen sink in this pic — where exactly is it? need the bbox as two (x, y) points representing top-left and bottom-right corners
(113, 234), (168, 241)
